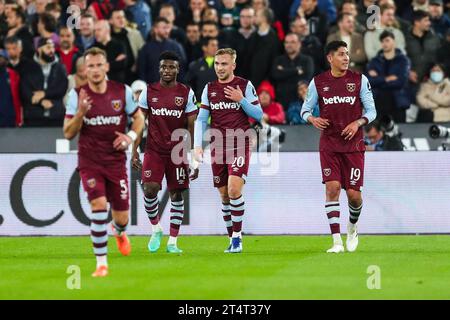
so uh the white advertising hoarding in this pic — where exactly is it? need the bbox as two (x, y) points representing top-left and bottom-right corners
(0, 152), (449, 236)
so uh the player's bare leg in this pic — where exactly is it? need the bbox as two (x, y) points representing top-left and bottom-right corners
(346, 189), (363, 252)
(218, 186), (233, 252)
(325, 181), (344, 253)
(90, 197), (109, 277)
(228, 176), (245, 253)
(111, 210), (131, 256)
(166, 190), (185, 253)
(143, 182), (163, 253)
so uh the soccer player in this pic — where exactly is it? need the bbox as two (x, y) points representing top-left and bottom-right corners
(63, 47), (145, 277)
(301, 41), (376, 253)
(194, 48), (263, 253)
(133, 51), (199, 254)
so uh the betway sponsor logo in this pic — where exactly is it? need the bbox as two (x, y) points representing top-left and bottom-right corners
(322, 96), (356, 105)
(151, 107), (183, 118)
(210, 102), (241, 111)
(83, 115), (122, 126)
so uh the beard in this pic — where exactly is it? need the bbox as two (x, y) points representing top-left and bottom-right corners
(41, 52), (55, 63)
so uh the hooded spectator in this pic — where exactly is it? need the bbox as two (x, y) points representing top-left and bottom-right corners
(254, 80), (285, 125)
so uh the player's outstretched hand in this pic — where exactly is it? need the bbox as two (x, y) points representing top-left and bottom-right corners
(224, 85), (244, 102)
(341, 121), (360, 140)
(132, 151), (142, 170)
(194, 147), (204, 163)
(78, 89), (92, 115)
(113, 131), (132, 151)
(189, 168), (199, 181)
(310, 116), (330, 130)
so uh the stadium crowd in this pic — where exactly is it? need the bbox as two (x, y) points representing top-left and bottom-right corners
(0, 0), (449, 128)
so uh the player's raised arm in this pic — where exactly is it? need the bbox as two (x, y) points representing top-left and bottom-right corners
(194, 84), (211, 162)
(224, 81), (263, 121)
(301, 79), (329, 130)
(360, 75), (377, 125)
(63, 88), (92, 140)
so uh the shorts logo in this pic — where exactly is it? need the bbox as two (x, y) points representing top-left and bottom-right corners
(175, 97), (184, 107)
(144, 170), (152, 178)
(111, 100), (123, 112)
(323, 168), (331, 177)
(87, 178), (96, 188)
(346, 83), (356, 92)
(214, 176), (221, 184)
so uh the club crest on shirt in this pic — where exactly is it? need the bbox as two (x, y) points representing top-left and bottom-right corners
(346, 83), (356, 93)
(111, 100), (123, 112)
(323, 86), (330, 92)
(87, 178), (96, 188)
(144, 170), (152, 178)
(211, 92), (217, 97)
(323, 168), (331, 177)
(175, 96), (184, 107)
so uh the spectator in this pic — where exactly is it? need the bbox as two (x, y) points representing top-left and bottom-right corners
(28, 0), (49, 36)
(251, 0), (285, 41)
(4, 35), (32, 76)
(87, 0), (113, 20)
(34, 12), (60, 50)
(326, 13), (367, 72)
(64, 56), (87, 104)
(290, 16), (325, 74)
(364, 3), (406, 60)
(400, 0), (430, 22)
(6, 6), (34, 59)
(289, 0), (337, 24)
(75, 14), (95, 53)
(110, 8), (144, 84)
(186, 37), (218, 100)
(0, 49), (21, 127)
(416, 64), (450, 122)
(202, 7), (219, 23)
(332, 0), (365, 34)
(256, 80), (285, 125)
(44, 2), (62, 30)
(94, 19), (128, 83)
(177, 0), (209, 29)
(295, 0), (329, 44)
(405, 10), (441, 85)
(0, 0), (8, 47)
(201, 21), (220, 39)
(220, 0), (240, 28)
(185, 22), (203, 64)
(287, 80), (319, 124)
(271, 33), (314, 109)
(159, 3), (188, 47)
(246, 7), (279, 88)
(56, 26), (81, 75)
(364, 120), (404, 151)
(437, 29), (450, 75)
(137, 17), (186, 84)
(20, 38), (68, 127)
(356, 0), (376, 29)
(429, 0), (450, 38)
(367, 30), (410, 123)
(124, 0), (152, 40)
(377, 0), (411, 36)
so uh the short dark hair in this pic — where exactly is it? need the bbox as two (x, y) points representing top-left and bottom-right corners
(200, 36), (217, 47)
(159, 51), (180, 62)
(154, 17), (170, 25)
(10, 7), (26, 24)
(45, 2), (61, 12)
(186, 21), (200, 29)
(4, 36), (22, 47)
(365, 119), (382, 133)
(325, 40), (347, 55)
(201, 21), (219, 29)
(39, 12), (57, 33)
(412, 10), (429, 23)
(379, 30), (395, 41)
(261, 8), (274, 24)
(109, 8), (125, 20)
(336, 13), (352, 24)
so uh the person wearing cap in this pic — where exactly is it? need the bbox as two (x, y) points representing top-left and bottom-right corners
(0, 49), (22, 127)
(367, 30), (410, 123)
(253, 80), (285, 125)
(19, 37), (68, 127)
(429, 0), (450, 39)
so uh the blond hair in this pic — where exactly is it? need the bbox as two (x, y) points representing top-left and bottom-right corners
(215, 48), (237, 63)
(83, 47), (107, 60)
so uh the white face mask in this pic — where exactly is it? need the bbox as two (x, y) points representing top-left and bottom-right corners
(430, 71), (444, 83)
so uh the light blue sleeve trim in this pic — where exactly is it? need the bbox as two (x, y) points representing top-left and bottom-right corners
(300, 79), (319, 123)
(239, 81), (263, 121)
(125, 85), (138, 115)
(185, 88), (198, 114)
(138, 87), (148, 109)
(360, 74), (377, 124)
(200, 84), (210, 107)
(65, 89), (78, 116)
(194, 108), (210, 148)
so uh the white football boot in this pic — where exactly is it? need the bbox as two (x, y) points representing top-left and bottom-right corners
(346, 223), (359, 252)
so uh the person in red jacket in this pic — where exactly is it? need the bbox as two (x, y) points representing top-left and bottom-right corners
(0, 50), (22, 127)
(255, 80), (286, 125)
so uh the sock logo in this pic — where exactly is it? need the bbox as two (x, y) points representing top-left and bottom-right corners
(322, 96), (356, 105)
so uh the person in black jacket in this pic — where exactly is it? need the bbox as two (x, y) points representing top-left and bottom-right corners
(20, 38), (68, 127)
(365, 120), (404, 151)
(5, 7), (34, 59)
(186, 37), (218, 100)
(271, 33), (314, 109)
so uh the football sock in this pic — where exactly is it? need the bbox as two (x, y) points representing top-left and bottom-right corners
(90, 209), (108, 267)
(349, 202), (363, 224)
(169, 199), (184, 238)
(112, 220), (128, 236)
(144, 196), (160, 226)
(230, 195), (245, 234)
(326, 201), (341, 242)
(221, 202), (233, 237)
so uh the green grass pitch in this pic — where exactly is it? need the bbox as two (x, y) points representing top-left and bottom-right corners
(0, 235), (449, 300)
